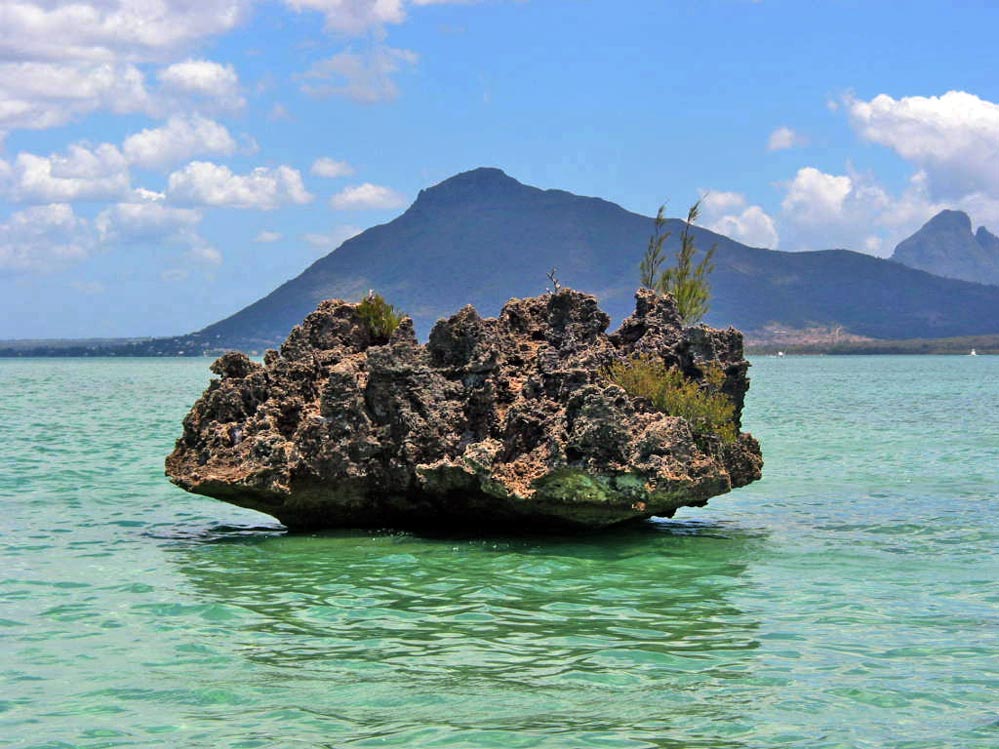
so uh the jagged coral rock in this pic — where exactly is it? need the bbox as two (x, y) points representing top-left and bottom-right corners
(166, 289), (762, 531)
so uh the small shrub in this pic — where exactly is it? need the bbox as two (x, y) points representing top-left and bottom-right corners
(357, 293), (404, 340)
(640, 200), (716, 325)
(606, 354), (736, 443)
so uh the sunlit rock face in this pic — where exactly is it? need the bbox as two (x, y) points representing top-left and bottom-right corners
(166, 289), (762, 532)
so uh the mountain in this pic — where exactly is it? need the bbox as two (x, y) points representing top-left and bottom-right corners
(7, 168), (999, 358)
(187, 168), (999, 351)
(891, 209), (999, 285)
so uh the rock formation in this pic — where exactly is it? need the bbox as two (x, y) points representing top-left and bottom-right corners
(892, 209), (999, 286)
(166, 289), (762, 531)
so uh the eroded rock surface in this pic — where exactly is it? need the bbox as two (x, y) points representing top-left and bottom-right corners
(166, 289), (762, 531)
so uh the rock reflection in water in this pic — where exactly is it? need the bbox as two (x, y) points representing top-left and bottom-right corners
(165, 519), (768, 747)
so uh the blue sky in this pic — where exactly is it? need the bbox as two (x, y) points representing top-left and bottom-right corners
(3, 0), (999, 338)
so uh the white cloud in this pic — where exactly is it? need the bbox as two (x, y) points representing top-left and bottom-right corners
(281, 1), (484, 111)
(778, 166), (892, 252)
(330, 182), (406, 210)
(282, 0), (478, 35)
(755, 90), (999, 254)
(187, 243), (223, 266)
(772, 165), (981, 255)
(254, 229), (283, 243)
(95, 200), (202, 244)
(872, 170), (942, 232)
(846, 90), (999, 200)
(131, 187), (166, 201)
(96, 193), (223, 269)
(780, 167), (856, 227)
(0, 58), (244, 133)
(0, 1), (251, 63)
(863, 236), (883, 254)
(699, 191), (779, 248)
(283, 0), (406, 35)
(662, 91), (999, 256)
(0, 62), (150, 130)
(0, 57), (243, 134)
(767, 125), (807, 152)
(311, 157), (354, 178)
(2, 143), (130, 203)
(167, 161), (313, 209)
(302, 224), (362, 248)
(123, 115), (238, 170)
(0, 2), (251, 131)
(700, 190), (745, 213)
(0, 203), (93, 272)
(301, 45), (418, 103)
(0, 1), (485, 132)
(158, 60), (244, 110)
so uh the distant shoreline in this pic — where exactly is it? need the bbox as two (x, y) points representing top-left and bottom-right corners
(746, 333), (999, 356)
(3, 333), (997, 358)
(0, 333), (277, 358)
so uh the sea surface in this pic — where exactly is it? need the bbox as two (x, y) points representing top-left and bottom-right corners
(1, 356), (997, 748)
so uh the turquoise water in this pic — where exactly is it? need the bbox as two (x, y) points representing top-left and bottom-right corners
(2, 356), (997, 748)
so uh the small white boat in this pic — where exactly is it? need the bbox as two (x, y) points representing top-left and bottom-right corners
(969, 348), (978, 356)
(777, 351), (785, 358)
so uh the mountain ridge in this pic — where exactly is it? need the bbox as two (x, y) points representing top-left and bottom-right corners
(193, 168), (999, 349)
(5, 167), (999, 357)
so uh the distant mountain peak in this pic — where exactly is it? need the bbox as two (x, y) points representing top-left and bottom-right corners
(976, 224), (999, 248)
(448, 166), (515, 183)
(892, 209), (999, 285)
(924, 209), (972, 232)
(412, 167), (531, 209)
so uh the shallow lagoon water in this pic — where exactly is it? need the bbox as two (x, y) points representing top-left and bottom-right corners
(1, 356), (997, 748)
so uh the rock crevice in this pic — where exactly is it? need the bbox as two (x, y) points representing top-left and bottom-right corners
(166, 289), (762, 531)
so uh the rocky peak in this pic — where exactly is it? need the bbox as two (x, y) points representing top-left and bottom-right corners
(976, 225), (999, 252)
(410, 167), (532, 212)
(891, 210), (999, 286)
(924, 209), (972, 233)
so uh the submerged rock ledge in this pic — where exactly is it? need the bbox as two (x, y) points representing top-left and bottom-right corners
(166, 289), (762, 531)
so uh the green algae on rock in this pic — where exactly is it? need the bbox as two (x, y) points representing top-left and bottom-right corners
(165, 289), (762, 531)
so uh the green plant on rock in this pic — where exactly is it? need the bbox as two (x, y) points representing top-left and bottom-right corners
(640, 200), (717, 325)
(357, 292), (404, 340)
(640, 204), (671, 290)
(606, 354), (736, 443)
